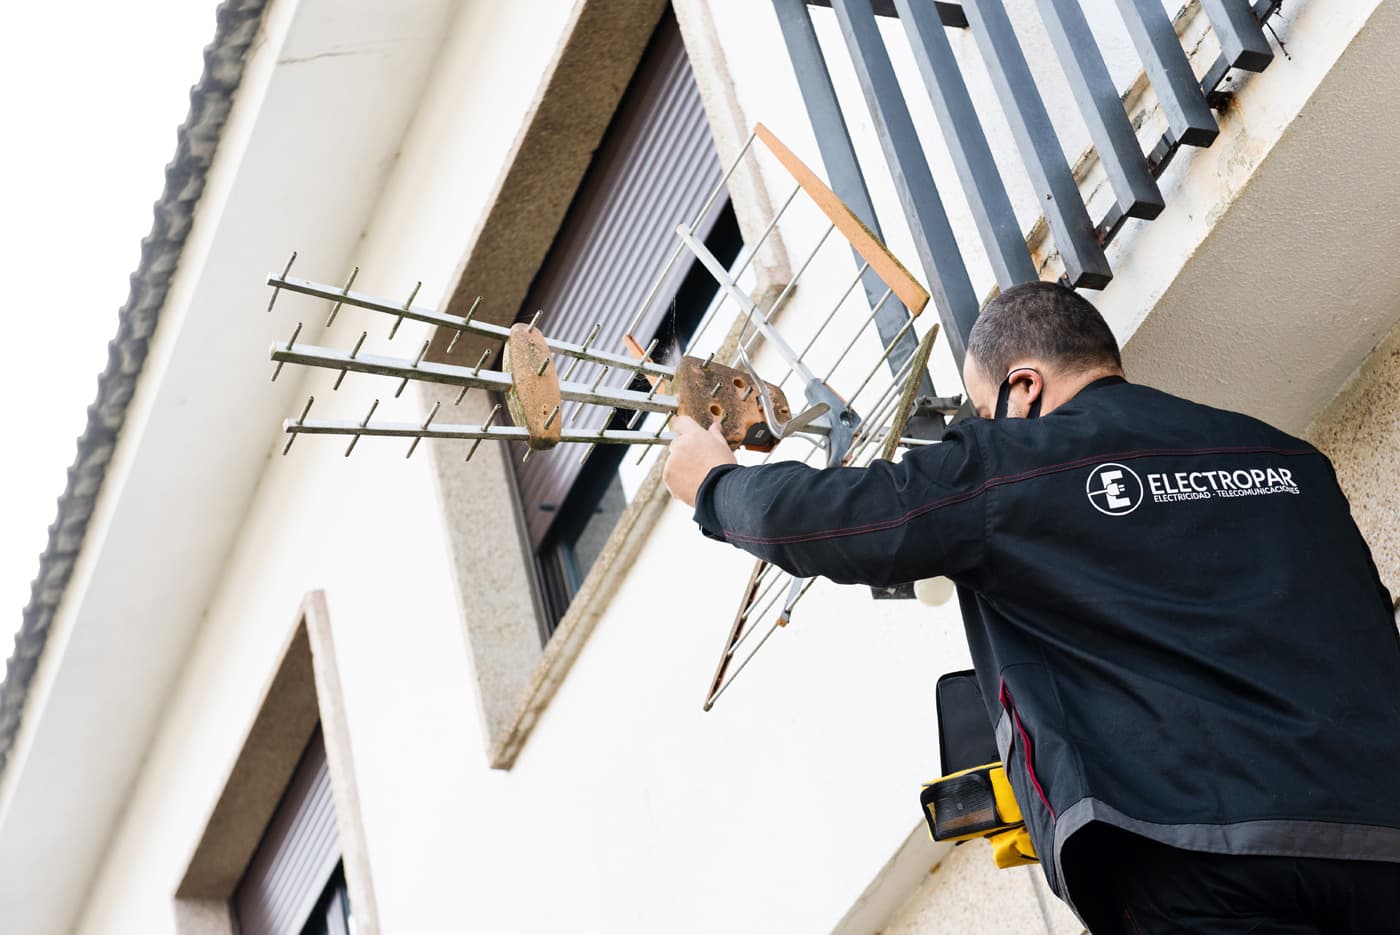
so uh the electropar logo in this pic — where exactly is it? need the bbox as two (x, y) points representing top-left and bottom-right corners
(1146, 465), (1300, 503)
(1086, 460), (1303, 513)
(1086, 463), (1144, 516)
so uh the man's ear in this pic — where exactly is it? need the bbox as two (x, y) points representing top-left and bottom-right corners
(1007, 367), (1042, 404)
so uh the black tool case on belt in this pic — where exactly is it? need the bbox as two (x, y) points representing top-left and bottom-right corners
(937, 669), (1000, 775)
(920, 670), (1036, 865)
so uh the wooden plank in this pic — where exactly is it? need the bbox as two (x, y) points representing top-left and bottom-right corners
(754, 122), (930, 315)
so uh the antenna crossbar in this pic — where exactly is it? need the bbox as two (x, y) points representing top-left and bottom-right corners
(268, 274), (677, 381)
(271, 342), (679, 415)
(285, 419), (678, 446)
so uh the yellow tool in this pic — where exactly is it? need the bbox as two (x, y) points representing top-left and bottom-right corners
(920, 761), (1037, 868)
(922, 671), (1037, 868)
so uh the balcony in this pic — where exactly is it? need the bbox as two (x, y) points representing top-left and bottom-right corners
(774, 0), (1286, 364)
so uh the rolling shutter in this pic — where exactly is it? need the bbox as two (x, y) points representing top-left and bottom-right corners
(513, 9), (724, 547)
(233, 728), (341, 935)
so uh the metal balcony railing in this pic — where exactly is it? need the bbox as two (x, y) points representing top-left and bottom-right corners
(776, 0), (1284, 366)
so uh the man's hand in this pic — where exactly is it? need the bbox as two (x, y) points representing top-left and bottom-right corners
(663, 415), (737, 507)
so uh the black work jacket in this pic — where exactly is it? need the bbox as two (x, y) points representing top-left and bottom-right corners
(693, 377), (1400, 908)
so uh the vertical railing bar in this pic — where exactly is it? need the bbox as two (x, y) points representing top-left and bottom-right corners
(1200, 0), (1274, 72)
(1033, 0), (1165, 222)
(804, 0), (969, 28)
(933, 1), (968, 28)
(961, 0), (1113, 290)
(1094, 0), (1280, 245)
(893, 0), (1037, 289)
(828, 0), (981, 368)
(771, 0), (939, 395)
(1113, 0), (1220, 148)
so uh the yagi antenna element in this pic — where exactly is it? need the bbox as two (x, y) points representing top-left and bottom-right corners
(261, 124), (961, 713)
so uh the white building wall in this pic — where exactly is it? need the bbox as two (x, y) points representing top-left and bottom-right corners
(70, 0), (1390, 932)
(73, 1), (970, 931)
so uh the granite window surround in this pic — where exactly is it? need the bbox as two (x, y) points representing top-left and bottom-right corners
(424, 0), (793, 768)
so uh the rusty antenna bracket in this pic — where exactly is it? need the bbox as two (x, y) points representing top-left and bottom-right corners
(670, 355), (791, 452)
(734, 341), (829, 441)
(621, 334), (794, 452)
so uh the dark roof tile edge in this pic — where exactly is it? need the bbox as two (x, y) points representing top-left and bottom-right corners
(0, 0), (271, 779)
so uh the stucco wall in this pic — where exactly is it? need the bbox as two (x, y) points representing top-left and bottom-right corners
(883, 840), (1082, 935)
(1308, 317), (1400, 601)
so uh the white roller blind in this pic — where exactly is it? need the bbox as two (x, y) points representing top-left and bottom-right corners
(513, 9), (724, 546)
(233, 729), (341, 935)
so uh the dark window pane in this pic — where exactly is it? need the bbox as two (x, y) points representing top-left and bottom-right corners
(299, 864), (350, 935)
(563, 472), (627, 590)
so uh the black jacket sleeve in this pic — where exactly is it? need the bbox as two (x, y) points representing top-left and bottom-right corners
(691, 424), (988, 587)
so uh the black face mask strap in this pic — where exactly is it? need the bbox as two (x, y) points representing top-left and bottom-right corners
(994, 369), (1043, 420)
(994, 378), (1012, 419)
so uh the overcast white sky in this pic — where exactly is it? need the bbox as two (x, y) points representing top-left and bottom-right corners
(0, 4), (217, 651)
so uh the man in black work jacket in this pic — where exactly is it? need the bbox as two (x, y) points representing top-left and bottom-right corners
(663, 281), (1400, 933)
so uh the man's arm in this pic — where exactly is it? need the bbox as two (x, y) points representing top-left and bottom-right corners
(665, 417), (988, 588)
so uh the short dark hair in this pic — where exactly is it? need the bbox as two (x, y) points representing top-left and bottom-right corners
(966, 280), (1122, 382)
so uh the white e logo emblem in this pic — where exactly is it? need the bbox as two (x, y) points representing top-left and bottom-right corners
(1086, 463), (1143, 516)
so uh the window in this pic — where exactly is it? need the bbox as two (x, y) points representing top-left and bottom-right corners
(232, 728), (350, 935)
(528, 223), (740, 630)
(510, 8), (742, 637)
(299, 865), (352, 935)
(174, 593), (378, 933)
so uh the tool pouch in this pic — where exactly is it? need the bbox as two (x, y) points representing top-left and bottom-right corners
(920, 670), (1038, 867)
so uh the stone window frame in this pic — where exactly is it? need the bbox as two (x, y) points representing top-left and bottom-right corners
(172, 591), (379, 935)
(425, 0), (792, 768)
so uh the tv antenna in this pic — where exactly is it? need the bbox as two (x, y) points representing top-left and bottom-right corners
(263, 124), (961, 710)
